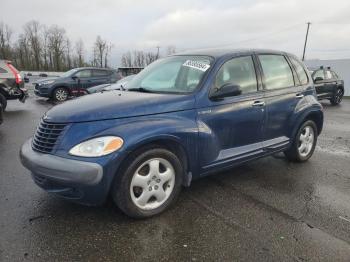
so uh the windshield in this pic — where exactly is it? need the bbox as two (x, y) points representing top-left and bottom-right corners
(127, 55), (213, 94)
(60, 68), (79, 78)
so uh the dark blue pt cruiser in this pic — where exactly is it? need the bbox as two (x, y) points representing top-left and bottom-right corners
(20, 49), (323, 218)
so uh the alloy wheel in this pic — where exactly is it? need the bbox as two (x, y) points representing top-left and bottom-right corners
(55, 89), (68, 101)
(335, 89), (344, 104)
(298, 126), (315, 157)
(130, 158), (175, 210)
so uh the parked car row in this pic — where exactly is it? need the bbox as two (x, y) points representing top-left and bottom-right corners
(34, 67), (119, 101)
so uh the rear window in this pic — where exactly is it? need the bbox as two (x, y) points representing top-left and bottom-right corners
(332, 71), (339, 79)
(0, 67), (7, 73)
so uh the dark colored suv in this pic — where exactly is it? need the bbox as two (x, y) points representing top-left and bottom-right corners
(310, 66), (344, 105)
(20, 49), (323, 218)
(0, 60), (27, 110)
(34, 67), (118, 101)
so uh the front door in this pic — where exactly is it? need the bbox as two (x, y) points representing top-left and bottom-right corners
(197, 55), (265, 174)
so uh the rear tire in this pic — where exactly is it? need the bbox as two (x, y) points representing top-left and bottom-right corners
(330, 88), (344, 105)
(284, 120), (318, 162)
(0, 93), (7, 111)
(112, 147), (183, 218)
(53, 87), (69, 102)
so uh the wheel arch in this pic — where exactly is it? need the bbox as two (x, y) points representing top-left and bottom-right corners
(293, 109), (324, 139)
(49, 85), (70, 97)
(113, 136), (192, 188)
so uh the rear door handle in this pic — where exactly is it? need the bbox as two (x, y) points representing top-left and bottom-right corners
(296, 93), (304, 98)
(252, 100), (265, 107)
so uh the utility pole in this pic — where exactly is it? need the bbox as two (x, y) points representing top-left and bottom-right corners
(156, 46), (160, 59)
(302, 22), (311, 61)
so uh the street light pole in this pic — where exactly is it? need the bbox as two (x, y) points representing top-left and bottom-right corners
(302, 22), (311, 61)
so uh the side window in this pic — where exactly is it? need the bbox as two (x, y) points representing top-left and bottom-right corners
(215, 56), (258, 94)
(75, 70), (92, 78)
(313, 70), (325, 81)
(325, 70), (333, 80)
(258, 54), (294, 90)
(0, 67), (7, 73)
(289, 57), (309, 85)
(93, 70), (109, 77)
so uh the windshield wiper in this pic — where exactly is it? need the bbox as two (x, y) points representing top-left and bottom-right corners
(128, 87), (153, 93)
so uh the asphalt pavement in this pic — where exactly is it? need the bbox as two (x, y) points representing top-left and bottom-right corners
(1, 90), (350, 261)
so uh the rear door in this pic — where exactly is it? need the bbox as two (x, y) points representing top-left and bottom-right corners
(90, 69), (111, 87)
(257, 53), (304, 152)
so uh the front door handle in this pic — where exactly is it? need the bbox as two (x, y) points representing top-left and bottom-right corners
(296, 93), (304, 98)
(252, 100), (265, 107)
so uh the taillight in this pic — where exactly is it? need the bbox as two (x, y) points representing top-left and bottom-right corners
(6, 63), (22, 84)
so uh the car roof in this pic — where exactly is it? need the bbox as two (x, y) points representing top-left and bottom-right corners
(174, 48), (292, 59)
(75, 67), (114, 71)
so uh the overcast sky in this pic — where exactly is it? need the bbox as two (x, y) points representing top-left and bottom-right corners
(3, 0), (350, 66)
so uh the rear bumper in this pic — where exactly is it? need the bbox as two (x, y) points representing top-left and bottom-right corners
(20, 139), (103, 186)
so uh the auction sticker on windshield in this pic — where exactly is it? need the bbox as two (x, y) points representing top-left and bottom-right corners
(183, 60), (210, 72)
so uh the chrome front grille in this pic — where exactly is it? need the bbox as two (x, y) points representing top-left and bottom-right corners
(32, 119), (66, 153)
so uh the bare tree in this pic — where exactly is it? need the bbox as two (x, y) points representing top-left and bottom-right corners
(104, 42), (113, 68)
(0, 22), (13, 60)
(145, 51), (158, 65)
(133, 50), (145, 67)
(121, 51), (133, 67)
(48, 25), (67, 71)
(93, 36), (107, 67)
(41, 25), (50, 70)
(66, 38), (72, 69)
(75, 39), (85, 67)
(24, 20), (42, 70)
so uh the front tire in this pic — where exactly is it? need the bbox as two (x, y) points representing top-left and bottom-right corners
(284, 120), (318, 162)
(112, 147), (183, 218)
(330, 88), (344, 105)
(53, 87), (69, 102)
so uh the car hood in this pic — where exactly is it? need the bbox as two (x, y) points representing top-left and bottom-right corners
(45, 91), (196, 123)
(35, 77), (58, 84)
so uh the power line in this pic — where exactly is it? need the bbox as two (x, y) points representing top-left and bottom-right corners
(177, 23), (304, 52)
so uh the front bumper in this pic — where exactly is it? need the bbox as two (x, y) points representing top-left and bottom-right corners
(19, 139), (111, 205)
(34, 84), (50, 97)
(20, 139), (103, 185)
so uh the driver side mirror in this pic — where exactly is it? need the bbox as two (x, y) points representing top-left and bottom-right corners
(72, 75), (78, 81)
(210, 83), (242, 100)
(314, 76), (323, 83)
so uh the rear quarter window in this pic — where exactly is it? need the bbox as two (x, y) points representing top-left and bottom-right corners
(289, 56), (309, 85)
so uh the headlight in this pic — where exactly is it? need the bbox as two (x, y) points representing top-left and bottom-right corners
(69, 136), (123, 157)
(41, 80), (55, 85)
